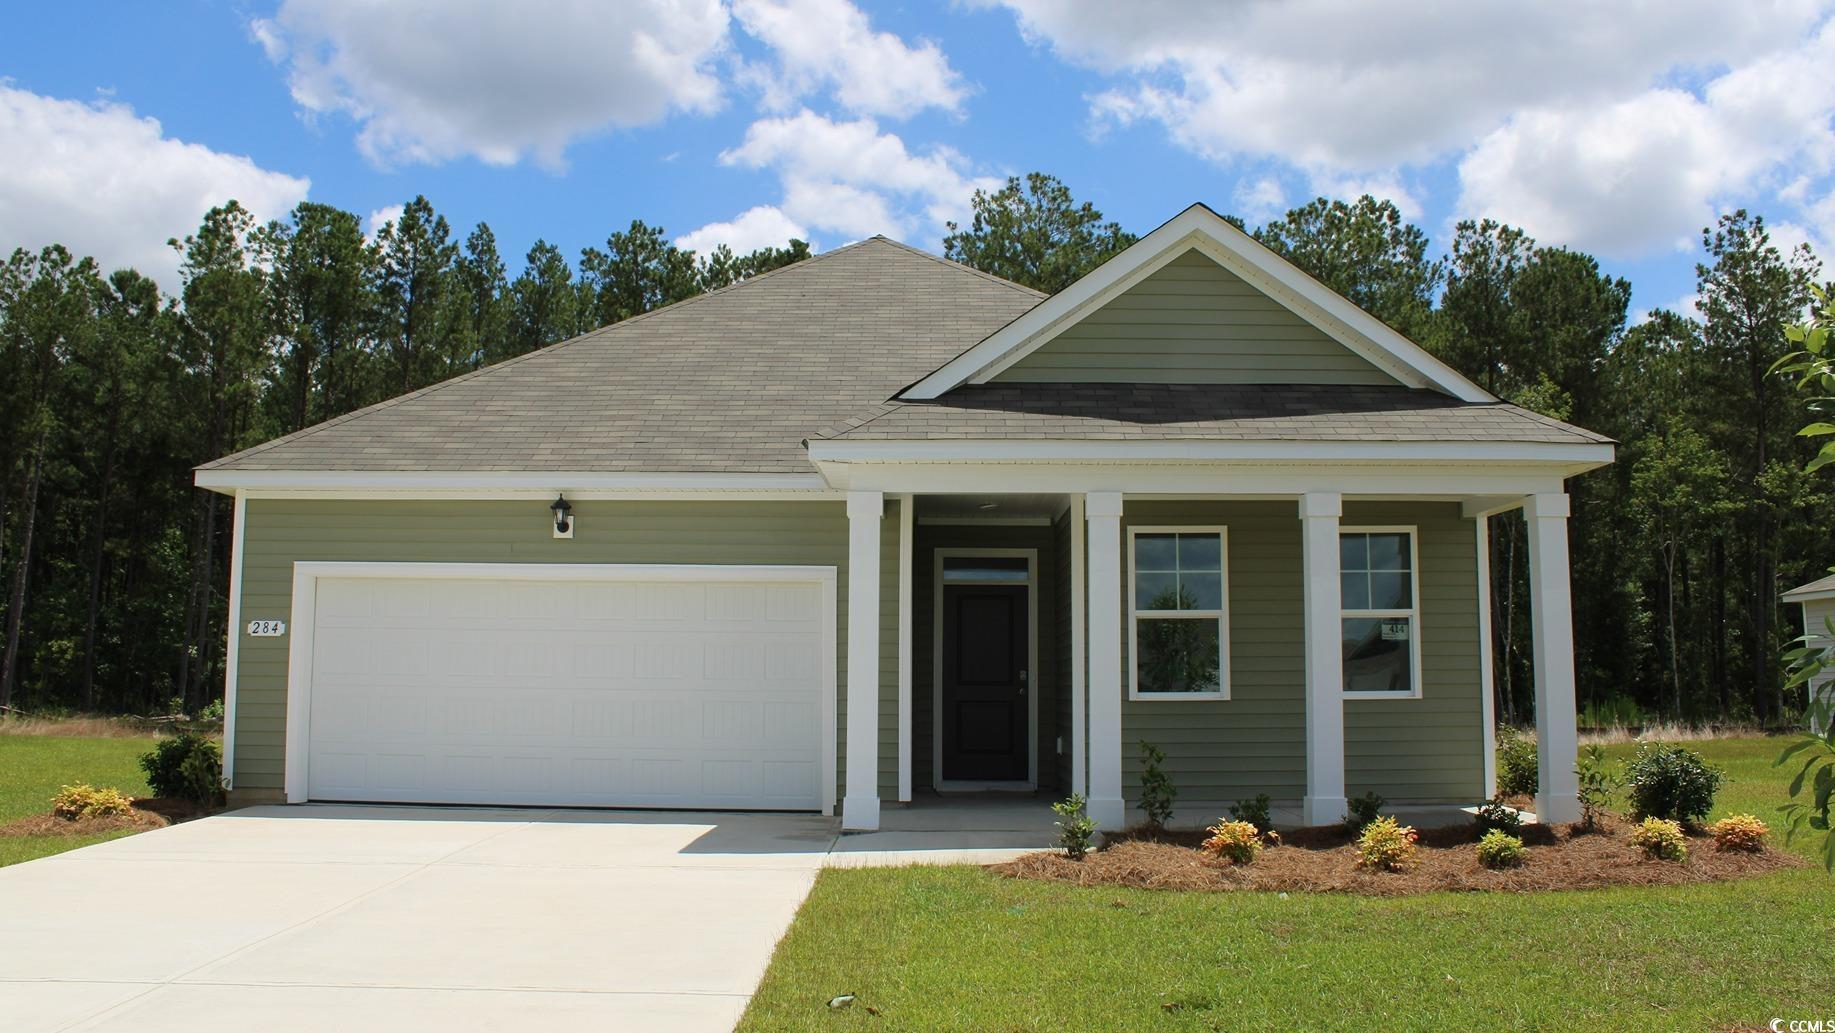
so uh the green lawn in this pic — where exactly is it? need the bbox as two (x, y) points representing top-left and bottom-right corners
(741, 736), (1835, 1032)
(0, 735), (154, 866)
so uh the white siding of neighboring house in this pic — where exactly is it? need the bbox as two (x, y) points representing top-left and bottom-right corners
(1804, 598), (1835, 730)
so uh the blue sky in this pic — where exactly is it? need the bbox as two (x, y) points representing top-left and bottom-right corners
(5, 1), (1835, 320)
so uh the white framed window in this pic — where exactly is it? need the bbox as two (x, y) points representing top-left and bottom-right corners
(1340, 526), (1421, 699)
(1128, 526), (1228, 700)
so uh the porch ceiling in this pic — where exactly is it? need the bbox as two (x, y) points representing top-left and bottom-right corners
(915, 493), (1071, 521)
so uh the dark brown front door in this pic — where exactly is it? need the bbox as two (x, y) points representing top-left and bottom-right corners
(941, 583), (1029, 781)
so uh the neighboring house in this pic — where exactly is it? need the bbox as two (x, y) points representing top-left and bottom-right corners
(1783, 574), (1835, 729)
(197, 204), (1613, 830)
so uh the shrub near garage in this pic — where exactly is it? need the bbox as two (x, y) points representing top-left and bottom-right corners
(50, 784), (133, 820)
(139, 732), (223, 804)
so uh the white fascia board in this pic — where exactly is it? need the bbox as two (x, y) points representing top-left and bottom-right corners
(807, 437), (1612, 466)
(902, 204), (1493, 404)
(816, 460), (1579, 498)
(1783, 585), (1835, 604)
(194, 468), (835, 497)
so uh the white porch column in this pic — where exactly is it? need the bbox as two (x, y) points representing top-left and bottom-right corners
(1084, 491), (1125, 829)
(1299, 492), (1347, 826)
(843, 490), (883, 831)
(1526, 492), (1581, 824)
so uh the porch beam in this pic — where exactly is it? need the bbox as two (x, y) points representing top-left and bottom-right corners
(1299, 492), (1347, 826)
(1084, 491), (1126, 829)
(1525, 492), (1581, 824)
(843, 490), (884, 831)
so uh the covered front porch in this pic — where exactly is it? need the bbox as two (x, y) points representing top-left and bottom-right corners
(833, 478), (1586, 835)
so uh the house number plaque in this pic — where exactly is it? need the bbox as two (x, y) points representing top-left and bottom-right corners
(246, 619), (287, 637)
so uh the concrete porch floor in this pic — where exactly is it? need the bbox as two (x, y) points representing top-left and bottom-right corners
(828, 792), (1060, 867)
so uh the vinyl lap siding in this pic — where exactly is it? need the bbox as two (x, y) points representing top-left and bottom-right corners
(231, 498), (900, 803)
(993, 251), (1401, 386)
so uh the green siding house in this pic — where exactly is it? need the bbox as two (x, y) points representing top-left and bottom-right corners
(198, 204), (1613, 831)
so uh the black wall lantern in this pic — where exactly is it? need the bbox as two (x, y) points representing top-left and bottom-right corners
(550, 494), (574, 539)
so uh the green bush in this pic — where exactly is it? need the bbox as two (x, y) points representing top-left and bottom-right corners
(1342, 791), (1384, 834)
(1496, 727), (1538, 797)
(1575, 744), (1620, 829)
(1136, 740), (1176, 828)
(139, 732), (223, 804)
(1052, 794), (1096, 860)
(1475, 829), (1526, 869)
(1355, 816), (1418, 871)
(1623, 742), (1722, 825)
(1229, 793), (1273, 834)
(1473, 794), (1523, 836)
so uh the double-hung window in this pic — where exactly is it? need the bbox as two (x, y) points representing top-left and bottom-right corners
(1340, 528), (1420, 698)
(1129, 527), (1228, 699)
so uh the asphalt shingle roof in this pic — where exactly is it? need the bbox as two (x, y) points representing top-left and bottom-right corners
(202, 236), (1608, 475)
(819, 383), (1612, 445)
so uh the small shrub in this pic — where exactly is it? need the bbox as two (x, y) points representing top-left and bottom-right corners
(1200, 819), (1263, 865)
(1496, 726), (1538, 797)
(139, 732), (223, 804)
(1342, 791), (1384, 834)
(1136, 740), (1176, 828)
(51, 783), (133, 821)
(1575, 744), (1620, 830)
(1229, 793), (1273, 834)
(1709, 813), (1769, 853)
(1355, 816), (1419, 871)
(1475, 829), (1526, 869)
(1052, 794), (1096, 860)
(199, 698), (225, 723)
(1473, 795), (1523, 836)
(1623, 742), (1722, 825)
(1630, 817), (1688, 861)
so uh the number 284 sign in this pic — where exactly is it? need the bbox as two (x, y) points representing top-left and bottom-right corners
(246, 619), (287, 637)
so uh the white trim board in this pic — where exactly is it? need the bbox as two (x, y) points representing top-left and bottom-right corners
(903, 203), (1493, 403)
(282, 561), (840, 815)
(931, 547), (1040, 790)
(221, 490), (247, 789)
(196, 469), (833, 495)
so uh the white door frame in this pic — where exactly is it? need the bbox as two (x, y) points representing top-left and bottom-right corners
(931, 547), (1040, 791)
(284, 561), (839, 812)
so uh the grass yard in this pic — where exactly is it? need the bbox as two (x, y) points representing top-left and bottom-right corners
(741, 736), (1835, 1032)
(0, 734), (154, 866)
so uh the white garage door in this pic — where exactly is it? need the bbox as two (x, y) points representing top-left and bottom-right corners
(300, 568), (832, 810)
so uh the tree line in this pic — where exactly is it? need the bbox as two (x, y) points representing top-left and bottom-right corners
(0, 196), (808, 715)
(2, 173), (1829, 728)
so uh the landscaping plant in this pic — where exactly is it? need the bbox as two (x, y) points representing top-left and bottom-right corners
(1052, 793), (1096, 860)
(1496, 727), (1538, 797)
(1774, 699), (1835, 869)
(1623, 741), (1722, 825)
(1475, 830), (1526, 869)
(50, 784), (133, 821)
(1229, 792), (1273, 834)
(1136, 740), (1176, 828)
(1355, 816), (1419, 871)
(1200, 819), (1262, 865)
(1575, 744), (1620, 830)
(1342, 791), (1384, 834)
(1630, 817), (1688, 861)
(1709, 813), (1770, 853)
(139, 732), (223, 804)
(1473, 794), (1523, 836)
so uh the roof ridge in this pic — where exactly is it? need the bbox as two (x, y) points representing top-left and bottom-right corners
(865, 235), (1049, 299)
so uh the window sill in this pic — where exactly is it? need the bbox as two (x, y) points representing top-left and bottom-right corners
(1129, 691), (1230, 702)
(1343, 690), (1421, 701)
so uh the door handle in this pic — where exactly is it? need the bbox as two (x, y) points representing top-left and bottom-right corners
(1018, 669), (1028, 696)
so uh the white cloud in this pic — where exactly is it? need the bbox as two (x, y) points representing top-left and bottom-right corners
(733, 0), (966, 118)
(980, 0), (1835, 256)
(363, 204), (404, 238)
(1232, 176), (1286, 223)
(675, 204), (809, 256)
(253, 0), (730, 169)
(719, 110), (1001, 242)
(0, 84), (309, 292)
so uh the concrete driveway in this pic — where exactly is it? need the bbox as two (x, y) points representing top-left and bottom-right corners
(0, 805), (843, 1032)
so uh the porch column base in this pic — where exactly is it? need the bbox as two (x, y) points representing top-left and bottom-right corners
(1302, 795), (1348, 828)
(842, 795), (881, 831)
(1087, 796), (1126, 831)
(1534, 792), (1580, 825)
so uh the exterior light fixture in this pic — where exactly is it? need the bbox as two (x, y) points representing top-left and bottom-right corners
(550, 494), (574, 539)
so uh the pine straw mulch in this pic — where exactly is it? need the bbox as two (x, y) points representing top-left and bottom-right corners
(0, 797), (214, 839)
(990, 817), (1806, 896)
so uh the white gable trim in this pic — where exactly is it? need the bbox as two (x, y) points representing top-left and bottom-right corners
(903, 204), (1493, 404)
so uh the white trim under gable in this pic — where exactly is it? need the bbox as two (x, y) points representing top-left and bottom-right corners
(901, 203), (1493, 404)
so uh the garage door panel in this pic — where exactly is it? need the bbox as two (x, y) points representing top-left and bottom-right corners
(305, 573), (828, 810)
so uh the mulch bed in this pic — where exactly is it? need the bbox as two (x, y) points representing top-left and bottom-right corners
(990, 817), (1805, 896)
(0, 797), (213, 839)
